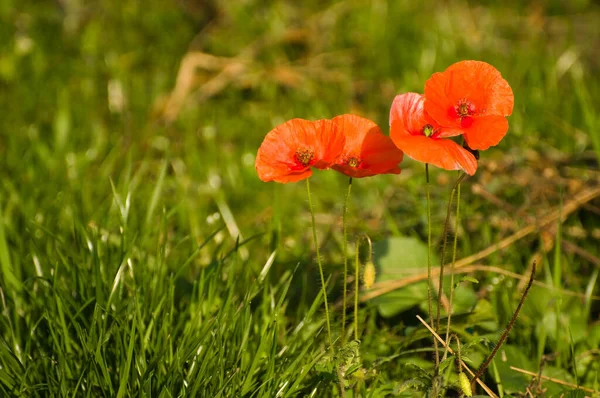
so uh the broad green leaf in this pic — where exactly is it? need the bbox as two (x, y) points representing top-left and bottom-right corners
(541, 366), (578, 397)
(492, 344), (534, 394)
(369, 237), (438, 317)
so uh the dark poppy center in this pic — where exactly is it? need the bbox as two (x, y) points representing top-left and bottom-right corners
(347, 157), (360, 168)
(455, 99), (476, 117)
(422, 124), (435, 137)
(294, 148), (314, 166)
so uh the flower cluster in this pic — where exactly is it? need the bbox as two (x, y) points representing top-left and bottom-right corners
(255, 114), (403, 183)
(390, 60), (514, 175)
(253, 61), (516, 396)
(256, 60), (514, 181)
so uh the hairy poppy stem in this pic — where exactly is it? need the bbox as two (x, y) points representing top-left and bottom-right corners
(341, 177), (353, 344)
(354, 242), (360, 342)
(453, 334), (464, 372)
(354, 234), (372, 341)
(436, 173), (466, 345)
(471, 261), (537, 390)
(436, 173), (467, 334)
(306, 179), (346, 398)
(306, 179), (334, 352)
(444, 180), (462, 359)
(425, 164), (439, 371)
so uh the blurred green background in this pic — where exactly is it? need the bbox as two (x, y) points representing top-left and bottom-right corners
(2, 0), (599, 256)
(1, 0), (599, 396)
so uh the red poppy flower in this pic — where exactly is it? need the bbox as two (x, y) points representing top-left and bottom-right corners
(255, 118), (345, 183)
(389, 93), (477, 175)
(424, 60), (514, 151)
(331, 114), (403, 178)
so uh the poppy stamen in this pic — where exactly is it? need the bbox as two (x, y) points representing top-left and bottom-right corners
(422, 124), (435, 137)
(455, 99), (476, 118)
(346, 157), (360, 168)
(295, 148), (314, 166)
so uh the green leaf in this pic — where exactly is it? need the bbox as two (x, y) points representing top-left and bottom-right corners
(458, 276), (479, 286)
(492, 345), (534, 394)
(0, 206), (20, 295)
(370, 237), (439, 317)
(394, 378), (427, 394)
(344, 363), (362, 378)
(541, 366), (578, 397)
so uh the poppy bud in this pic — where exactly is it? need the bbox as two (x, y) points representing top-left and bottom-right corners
(458, 372), (472, 397)
(362, 261), (376, 289)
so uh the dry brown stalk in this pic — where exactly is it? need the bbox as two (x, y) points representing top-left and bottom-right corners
(561, 239), (600, 269)
(160, 1), (356, 121)
(510, 366), (599, 395)
(362, 187), (600, 301)
(356, 263), (600, 304)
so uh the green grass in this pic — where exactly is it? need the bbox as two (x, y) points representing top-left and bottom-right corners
(1, 0), (600, 396)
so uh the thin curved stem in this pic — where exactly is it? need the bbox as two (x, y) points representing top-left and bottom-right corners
(444, 181), (462, 360)
(355, 246), (360, 342)
(425, 164), (439, 369)
(453, 334), (464, 370)
(354, 234), (372, 341)
(436, 172), (467, 334)
(341, 177), (353, 344)
(306, 179), (334, 352)
(306, 179), (346, 398)
(435, 189), (455, 328)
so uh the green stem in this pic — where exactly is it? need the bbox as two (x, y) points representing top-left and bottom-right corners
(435, 188), (455, 330)
(306, 178), (334, 352)
(341, 177), (353, 344)
(353, 239), (362, 398)
(454, 334), (463, 370)
(436, 173), (466, 335)
(354, 246), (360, 342)
(425, 164), (439, 370)
(443, 180), (462, 360)
(306, 179), (345, 397)
(354, 234), (372, 341)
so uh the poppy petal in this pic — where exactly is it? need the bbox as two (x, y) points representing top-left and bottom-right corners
(463, 115), (509, 151)
(424, 61), (514, 130)
(389, 93), (460, 136)
(256, 153), (313, 183)
(445, 60), (514, 116)
(332, 114), (403, 178)
(436, 126), (466, 138)
(358, 131), (403, 174)
(389, 93), (427, 134)
(390, 120), (477, 175)
(332, 163), (401, 178)
(271, 169), (313, 183)
(332, 114), (380, 157)
(423, 72), (458, 128)
(255, 118), (324, 183)
(312, 119), (346, 168)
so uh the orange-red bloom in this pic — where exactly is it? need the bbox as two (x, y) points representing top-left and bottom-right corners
(424, 60), (514, 151)
(255, 118), (345, 183)
(389, 93), (477, 175)
(331, 114), (403, 178)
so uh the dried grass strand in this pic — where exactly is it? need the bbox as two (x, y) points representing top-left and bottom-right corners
(416, 315), (499, 398)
